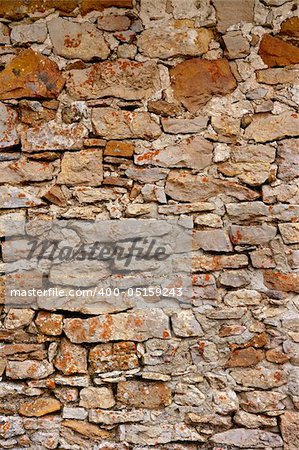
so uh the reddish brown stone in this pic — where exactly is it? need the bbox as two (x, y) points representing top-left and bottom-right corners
(19, 397), (61, 417)
(35, 311), (63, 336)
(264, 271), (299, 293)
(105, 141), (135, 158)
(54, 338), (87, 375)
(80, 0), (133, 14)
(117, 381), (172, 409)
(219, 325), (246, 337)
(0, 0), (77, 19)
(0, 49), (65, 100)
(266, 349), (289, 364)
(226, 347), (264, 367)
(280, 17), (299, 38)
(170, 58), (237, 112)
(258, 34), (299, 67)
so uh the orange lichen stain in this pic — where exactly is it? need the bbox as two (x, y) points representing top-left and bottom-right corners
(134, 316), (144, 327)
(205, 274), (210, 282)
(163, 330), (170, 338)
(136, 150), (160, 162)
(99, 315), (113, 341)
(64, 34), (82, 48)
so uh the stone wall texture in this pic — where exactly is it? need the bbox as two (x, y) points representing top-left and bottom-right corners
(0, 0), (299, 449)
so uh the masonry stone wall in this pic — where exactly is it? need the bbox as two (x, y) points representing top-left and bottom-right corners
(0, 0), (298, 448)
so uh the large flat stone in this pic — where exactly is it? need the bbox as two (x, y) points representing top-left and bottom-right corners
(165, 171), (259, 202)
(264, 271), (299, 293)
(212, 428), (283, 448)
(117, 381), (171, 408)
(48, 17), (109, 61)
(0, 103), (19, 148)
(244, 112), (299, 142)
(0, 186), (44, 208)
(67, 59), (160, 100)
(281, 411), (299, 450)
(21, 122), (88, 152)
(134, 136), (213, 170)
(137, 21), (213, 58)
(0, 158), (57, 184)
(57, 149), (103, 186)
(64, 309), (170, 343)
(212, 0), (254, 32)
(0, 49), (65, 100)
(259, 34), (299, 67)
(170, 58), (237, 112)
(92, 108), (161, 140)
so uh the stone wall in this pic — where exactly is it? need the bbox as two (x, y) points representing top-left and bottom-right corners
(0, 0), (299, 449)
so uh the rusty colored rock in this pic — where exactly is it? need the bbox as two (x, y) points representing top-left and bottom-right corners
(226, 348), (264, 367)
(0, 49), (65, 100)
(117, 381), (172, 409)
(263, 271), (299, 293)
(35, 311), (63, 336)
(80, 0), (133, 14)
(170, 58), (237, 112)
(105, 141), (135, 157)
(67, 59), (160, 100)
(62, 419), (111, 439)
(54, 338), (88, 375)
(280, 17), (299, 38)
(89, 341), (139, 373)
(258, 34), (299, 67)
(280, 411), (299, 450)
(19, 397), (61, 417)
(0, 0), (78, 19)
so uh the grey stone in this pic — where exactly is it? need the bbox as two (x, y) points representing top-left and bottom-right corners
(11, 22), (47, 44)
(0, 103), (19, 148)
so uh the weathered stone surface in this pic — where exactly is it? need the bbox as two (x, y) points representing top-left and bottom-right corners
(239, 391), (286, 413)
(171, 310), (203, 337)
(231, 367), (287, 388)
(19, 398), (61, 417)
(120, 423), (205, 444)
(230, 225), (277, 245)
(256, 66), (299, 84)
(0, 158), (57, 184)
(105, 141), (134, 157)
(80, 0), (133, 14)
(135, 136), (213, 170)
(0, 49), (65, 100)
(193, 254), (248, 271)
(48, 18), (109, 61)
(280, 17), (299, 37)
(161, 116), (208, 134)
(234, 411), (277, 428)
(62, 419), (111, 439)
(67, 59), (160, 100)
(54, 339), (87, 375)
(170, 58), (237, 112)
(193, 229), (232, 252)
(223, 31), (250, 59)
(35, 311), (63, 336)
(21, 122), (88, 152)
(277, 139), (299, 181)
(213, 0), (254, 32)
(92, 108), (161, 140)
(0, 415), (24, 438)
(281, 411), (299, 450)
(244, 112), (299, 143)
(79, 387), (115, 409)
(165, 171), (258, 202)
(117, 381), (171, 408)
(0, 0), (78, 19)
(264, 271), (299, 293)
(89, 409), (145, 425)
(11, 22), (47, 44)
(226, 348), (264, 367)
(57, 149), (103, 186)
(0, 23), (10, 44)
(212, 428), (283, 448)
(159, 202), (214, 215)
(224, 289), (261, 306)
(0, 186), (44, 208)
(279, 223), (299, 244)
(0, 103), (19, 148)
(138, 21), (213, 58)
(259, 34), (299, 67)
(64, 309), (170, 343)
(97, 14), (131, 31)
(6, 360), (55, 379)
(89, 342), (138, 373)
(217, 161), (273, 186)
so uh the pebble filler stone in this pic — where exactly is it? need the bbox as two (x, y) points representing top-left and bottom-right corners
(0, 0), (298, 448)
